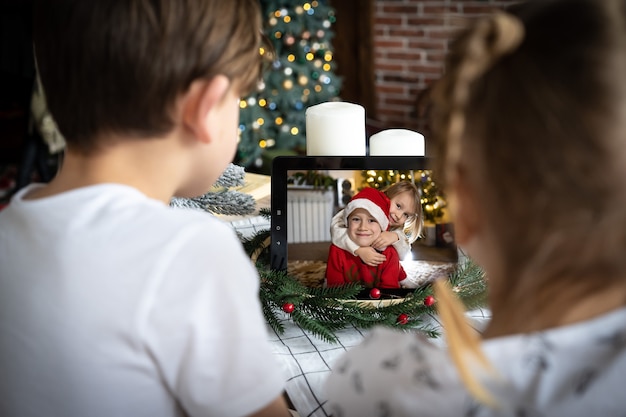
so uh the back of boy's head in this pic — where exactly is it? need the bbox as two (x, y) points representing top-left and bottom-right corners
(33, 0), (264, 154)
(431, 0), (626, 299)
(344, 187), (391, 231)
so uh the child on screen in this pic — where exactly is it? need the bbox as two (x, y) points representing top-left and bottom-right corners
(330, 180), (422, 266)
(325, 187), (407, 289)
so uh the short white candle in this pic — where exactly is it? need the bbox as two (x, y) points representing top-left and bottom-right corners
(305, 102), (366, 156)
(369, 129), (425, 156)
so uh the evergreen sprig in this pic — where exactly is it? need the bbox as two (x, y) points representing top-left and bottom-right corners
(243, 227), (489, 343)
(170, 164), (256, 216)
(449, 253), (488, 310)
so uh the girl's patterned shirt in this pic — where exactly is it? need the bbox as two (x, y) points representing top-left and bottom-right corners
(325, 307), (626, 417)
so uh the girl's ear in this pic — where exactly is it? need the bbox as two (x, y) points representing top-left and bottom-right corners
(181, 75), (231, 144)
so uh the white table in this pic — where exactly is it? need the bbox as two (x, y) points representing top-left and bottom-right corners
(268, 308), (491, 417)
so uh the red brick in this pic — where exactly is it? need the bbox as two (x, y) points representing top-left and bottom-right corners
(379, 5), (419, 14)
(406, 16), (446, 26)
(376, 62), (405, 72)
(385, 50), (421, 60)
(377, 84), (407, 94)
(405, 40), (447, 51)
(376, 16), (403, 26)
(375, 39), (406, 49)
(387, 27), (426, 37)
(423, 5), (461, 14)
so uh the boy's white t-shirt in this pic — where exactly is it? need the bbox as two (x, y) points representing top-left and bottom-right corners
(0, 184), (285, 417)
(325, 307), (626, 417)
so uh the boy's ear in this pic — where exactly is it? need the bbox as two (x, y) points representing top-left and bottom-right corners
(181, 75), (231, 144)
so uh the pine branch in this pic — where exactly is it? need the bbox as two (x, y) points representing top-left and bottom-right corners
(449, 257), (488, 310)
(261, 295), (285, 336)
(170, 190), (256, 216)
(290, 310), (339, 343)
(202, 190), (256, 215)
(214, 163), (246, 188)
(169, 163), (255, 216)
(241, 228), (271, 267)
(254, 259), (485, 342)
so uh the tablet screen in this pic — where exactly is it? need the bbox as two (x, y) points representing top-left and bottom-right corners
(270, 156), (457, 293)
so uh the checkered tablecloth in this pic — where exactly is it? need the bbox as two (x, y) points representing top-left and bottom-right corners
(268, 308), (491, 417)
(226, 215), (491, 415)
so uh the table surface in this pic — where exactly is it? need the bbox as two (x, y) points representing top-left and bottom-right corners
(268, 308), (492, 417)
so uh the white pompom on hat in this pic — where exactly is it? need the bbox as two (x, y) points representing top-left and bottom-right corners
(343, 187), (391, 231)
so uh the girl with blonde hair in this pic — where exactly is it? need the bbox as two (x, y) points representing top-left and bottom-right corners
(325, 0), (626, 415)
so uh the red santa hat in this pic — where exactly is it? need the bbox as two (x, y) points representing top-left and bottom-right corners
(343, 187), (391, 231)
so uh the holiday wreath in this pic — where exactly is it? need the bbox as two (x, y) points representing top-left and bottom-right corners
(240, 211), (488, 342)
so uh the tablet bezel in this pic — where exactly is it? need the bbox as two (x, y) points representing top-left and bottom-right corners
(270, 155), (431, 271)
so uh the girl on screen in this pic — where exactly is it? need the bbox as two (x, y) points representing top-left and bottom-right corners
(326, 0), (626, 415)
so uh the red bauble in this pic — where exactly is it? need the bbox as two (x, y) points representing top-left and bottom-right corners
(282, 303), (295, 314)
(369, 288), (381, 299)
(424, 295), (436, 307)
(396, 313), (409, 325)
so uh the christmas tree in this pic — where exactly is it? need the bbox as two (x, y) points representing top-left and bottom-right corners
(236, 0), (342, 170)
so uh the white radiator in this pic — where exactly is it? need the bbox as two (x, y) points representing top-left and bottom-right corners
(287, 189), (334, 243)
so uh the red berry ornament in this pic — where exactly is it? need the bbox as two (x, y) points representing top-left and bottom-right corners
(424, 295), (436, 307)
(396, 313), (409, 325)
(282, 303), (295, 314)
(369, 288), (381, 299)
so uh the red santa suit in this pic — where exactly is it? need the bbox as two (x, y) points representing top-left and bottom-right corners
(325, 244), (407, 288)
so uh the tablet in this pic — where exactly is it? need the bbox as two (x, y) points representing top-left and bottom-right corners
(270, 156), (457, 293)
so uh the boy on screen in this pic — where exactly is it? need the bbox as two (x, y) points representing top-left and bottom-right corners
(325, 187), (407, 289)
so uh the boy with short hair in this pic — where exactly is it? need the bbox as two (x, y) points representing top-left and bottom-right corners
(326, 187), (408, 289)
(0, 1), (290, 416)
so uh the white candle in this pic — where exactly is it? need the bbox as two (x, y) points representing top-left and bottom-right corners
(368, 129), (425, 156)
(305, 102), (366, 156)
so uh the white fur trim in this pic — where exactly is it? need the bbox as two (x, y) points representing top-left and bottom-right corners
(344, 198), (389, 230)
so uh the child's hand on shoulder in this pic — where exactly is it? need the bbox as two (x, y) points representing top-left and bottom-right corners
(372, 231), (399, 251)
(355, 247), (386, 267)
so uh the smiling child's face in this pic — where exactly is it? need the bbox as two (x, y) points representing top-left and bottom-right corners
(346, 208), (383, 247)
(388, 192), (416, 228)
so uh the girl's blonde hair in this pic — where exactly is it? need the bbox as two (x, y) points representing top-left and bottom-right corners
(382, 180), (423, 244)
(429, 7), (526, 408)
(429, 0), (626, 407)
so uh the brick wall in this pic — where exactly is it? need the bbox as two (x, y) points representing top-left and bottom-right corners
(372, 0), (518, 137)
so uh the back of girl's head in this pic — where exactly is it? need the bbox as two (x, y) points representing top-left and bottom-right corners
(383, 181), (423, 244)
(33, 0), (265, 154)
(431, 0), (626, 305)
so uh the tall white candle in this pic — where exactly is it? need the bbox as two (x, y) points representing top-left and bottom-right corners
(368, 129), (425, 156)
(305, 102), (366, 156)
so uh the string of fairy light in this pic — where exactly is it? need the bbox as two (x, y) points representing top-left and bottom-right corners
(363, 170), (447, 223)
(237, 1), (340, 164)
